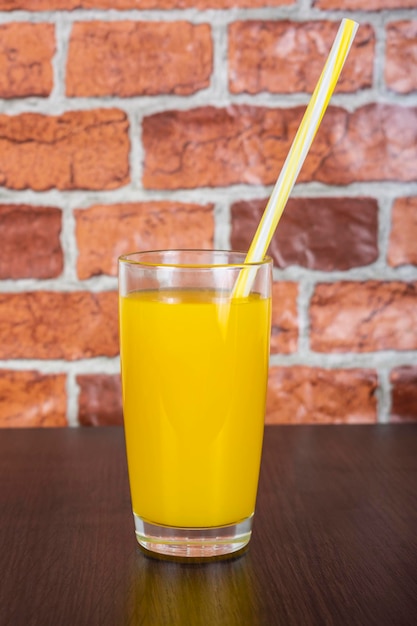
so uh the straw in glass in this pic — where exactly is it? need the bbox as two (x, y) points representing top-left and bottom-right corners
(233, 18), (359, 298)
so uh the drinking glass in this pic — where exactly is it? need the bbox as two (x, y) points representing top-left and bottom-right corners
(119, 250), (272, 557)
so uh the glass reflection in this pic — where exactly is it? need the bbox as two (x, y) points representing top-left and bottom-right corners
(125, 549), (260, 626)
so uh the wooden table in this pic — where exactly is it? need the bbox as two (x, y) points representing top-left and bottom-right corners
(1, 425), (416, 625)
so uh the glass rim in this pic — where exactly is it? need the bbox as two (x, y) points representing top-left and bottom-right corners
(118, 249), (273, 269)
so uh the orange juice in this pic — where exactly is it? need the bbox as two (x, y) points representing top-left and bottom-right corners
(119, 288), (271, 528)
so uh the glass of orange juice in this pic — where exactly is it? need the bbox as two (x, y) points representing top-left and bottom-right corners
(118, 250), (272, 557)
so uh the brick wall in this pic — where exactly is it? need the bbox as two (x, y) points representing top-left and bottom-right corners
(0, 0), (416, 427)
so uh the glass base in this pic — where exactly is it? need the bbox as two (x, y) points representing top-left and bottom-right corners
(134, 513), (253, 558)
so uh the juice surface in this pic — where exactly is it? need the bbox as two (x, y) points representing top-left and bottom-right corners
(120, 288), (271, 528)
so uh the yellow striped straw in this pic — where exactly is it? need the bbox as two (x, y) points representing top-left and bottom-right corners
(233, 18), (359, 298)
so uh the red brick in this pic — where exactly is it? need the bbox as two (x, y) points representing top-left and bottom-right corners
(0, 205), (63, 279)
(0, 0), (294, 9)
(313, 0), (417, 8)
(0, 23), (54, 98)
(0, 109), (129, 191)
(142, 106), (290, 189)
(75, 202), (214, 279)
(388, 197), (417, 267)
(390, 366), (417, 423)
(266, 366), (377, 424)
(142, 104), (417, 189)
(310, 104), (417, 185)
(386, 21), (417, 94)
(271, 282), (298, 354)
(310, 282), (417, 353)
(229, 21), (374, 94)
(231, 197), (378, 271)
(67, 22), (212, 97)
(77, 374), (123, 426)
(0, 370), (67, 427)
(0, 291), (118, 360)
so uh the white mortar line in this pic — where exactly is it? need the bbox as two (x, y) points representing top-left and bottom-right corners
(377, 367), (392, 424)
(127, 107), (144, 192)
(66, 371), (80, 427)
(1, 6), (416, 22)
(296, 279), (315, 355)
(2, 88), (417, 117)
(0, 358), (121, 374)
(52, 14), (72, 103)
(268, 351), (417, 369)
(377, 196), (393, 268)
(60, 199), (80, 283)
(1, 182), (417, 215)
(213, 200), (232, 250)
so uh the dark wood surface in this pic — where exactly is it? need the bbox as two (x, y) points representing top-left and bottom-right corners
(0, 425), (416, 626)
